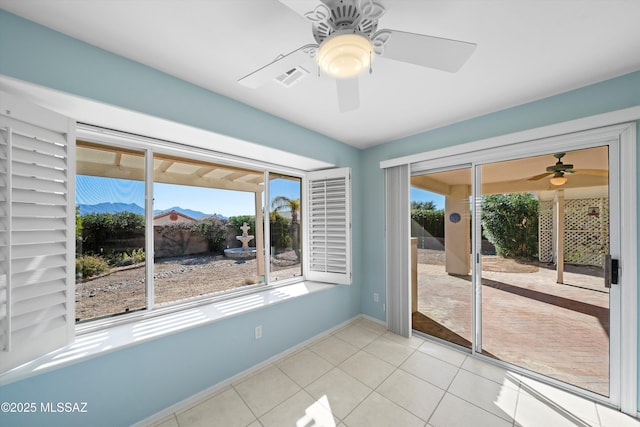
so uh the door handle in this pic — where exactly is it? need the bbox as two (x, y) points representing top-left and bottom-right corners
(604, 254), (619, 288)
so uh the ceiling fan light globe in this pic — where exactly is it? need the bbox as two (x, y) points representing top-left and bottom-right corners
(550, 175), (567, 186)
(317, 33), (372, 79)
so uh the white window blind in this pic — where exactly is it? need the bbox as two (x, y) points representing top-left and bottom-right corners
(0, 92), (76, 372)
(305, 167), (351, 284)
(384, 164), (411, 337)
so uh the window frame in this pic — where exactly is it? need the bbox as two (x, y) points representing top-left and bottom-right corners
(74, 125), (309, 333)
(0, 92), (351, 380)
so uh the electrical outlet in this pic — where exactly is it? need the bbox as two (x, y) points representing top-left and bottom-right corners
(255, 325), (262, 339)
(373, 293), (379, 302)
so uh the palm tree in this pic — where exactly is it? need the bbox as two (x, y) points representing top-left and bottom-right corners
(271, 196), (300, 260)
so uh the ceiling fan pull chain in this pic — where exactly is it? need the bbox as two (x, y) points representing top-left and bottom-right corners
(369, 50), (373, 74)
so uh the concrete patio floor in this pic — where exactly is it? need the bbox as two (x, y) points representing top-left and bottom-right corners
(413, 255), (609, 397)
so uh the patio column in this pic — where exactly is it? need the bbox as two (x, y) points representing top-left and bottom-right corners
(255, 191), (265, 278)
(554, 189), (565, 284)
(444, 184), (471, 275)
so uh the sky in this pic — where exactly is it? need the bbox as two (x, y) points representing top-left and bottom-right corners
(76, 175), (301, 217)
(411, 187), (445, 210)
(76, 176), (440, 216)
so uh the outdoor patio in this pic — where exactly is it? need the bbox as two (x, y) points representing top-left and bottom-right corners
(413, 249), (609, 396)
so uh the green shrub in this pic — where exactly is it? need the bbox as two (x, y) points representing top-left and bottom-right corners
(481, 193), (539, 259)
(76, 255), (110, 278)
(105, 248), (146, 267)
(80, 211), (145, 254)
(75, 206), (83, 239)
(411, 209), (445, 238)
(196, 216), (228, 252)
(81, 211), (145, 235)
(411, 201), (438, 211)
(130, 248), (145, 264)
(229, 215), (255, 236)
(270, 213), (291, 250)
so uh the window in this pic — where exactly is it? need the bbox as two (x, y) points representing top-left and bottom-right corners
(75, 142), (146, 322)
(269, 173), (302, 282)
(71, 132), (353, 325)
(152, 154), (265, 306)
(0, 93), (351, 372)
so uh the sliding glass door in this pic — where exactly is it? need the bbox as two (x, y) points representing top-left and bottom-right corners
(478, 146), (612, 397)
(411, 166), (473, 349)
(411, 141), (620, 402)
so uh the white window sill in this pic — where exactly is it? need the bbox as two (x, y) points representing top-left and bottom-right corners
(0, 281), (335, 387)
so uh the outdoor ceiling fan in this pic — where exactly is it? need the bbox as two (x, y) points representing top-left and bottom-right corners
(528, 152), (607, 186)
(238, 0), (477, 112)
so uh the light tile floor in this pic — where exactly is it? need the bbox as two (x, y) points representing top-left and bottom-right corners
(151, 318), (640, 427)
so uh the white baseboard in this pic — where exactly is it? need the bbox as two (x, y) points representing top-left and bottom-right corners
(360, 313), (386, 327)
(132, 314), (365, 426)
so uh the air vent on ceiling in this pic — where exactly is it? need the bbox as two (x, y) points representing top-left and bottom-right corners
(274, 66), (310, 88)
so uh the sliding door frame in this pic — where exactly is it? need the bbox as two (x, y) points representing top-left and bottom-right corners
(391, 117), (637, 414)
(471, 138), (620, 407)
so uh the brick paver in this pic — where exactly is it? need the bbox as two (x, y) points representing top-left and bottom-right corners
(415, 259), (609, 396)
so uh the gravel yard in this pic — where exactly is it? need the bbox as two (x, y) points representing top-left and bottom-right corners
(76, 251), (300, 322)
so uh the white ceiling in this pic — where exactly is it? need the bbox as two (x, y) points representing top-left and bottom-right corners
(411, 146), (608, 194)
(2, 0), (640, 149)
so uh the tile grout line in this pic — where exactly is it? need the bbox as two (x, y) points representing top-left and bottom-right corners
(424, 357), (523, 426)
(332, 334), (404, 422)
(446, 360), (528, 425)
(275, 349), (345, 425)
(424, 362), (464, 427)
(231, 376), (262, 425)
(159, 319), (622, 427)
(511, 381), (522, 427)
(310, 326), (421, 425)
(232, 363), (303, 426)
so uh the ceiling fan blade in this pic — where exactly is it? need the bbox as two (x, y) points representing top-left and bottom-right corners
(528, 172), (552, 181)
(336, 78), (360, 112)
(377, 29), (477, 72)
(238, 44), (317, 89)
(573, 169), (608, 177)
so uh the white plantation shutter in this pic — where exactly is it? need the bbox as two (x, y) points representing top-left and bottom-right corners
(0, 92), (75, 372)
(305, 167), (351, 284)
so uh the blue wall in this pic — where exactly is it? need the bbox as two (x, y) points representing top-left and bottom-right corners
(359, 70), (640, 411)
(2, 8), (640, 424)
(1, 288), (356, 426)
(359, 70), (640, 318)
(0, 10), (362, 426)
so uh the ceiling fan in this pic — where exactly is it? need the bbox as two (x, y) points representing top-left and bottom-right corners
(528, 152), (607, 186)
(238, 0), (477, 112)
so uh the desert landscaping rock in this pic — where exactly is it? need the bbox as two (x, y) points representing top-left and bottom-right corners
(76, 252), (300, 322)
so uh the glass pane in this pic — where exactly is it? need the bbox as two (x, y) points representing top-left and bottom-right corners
(410, 167), (473, 349)
(75, 142), (146, 322)
(153, 154), (265, 306)
(269, 173), (302, 282)
(480, 146), (610, 396)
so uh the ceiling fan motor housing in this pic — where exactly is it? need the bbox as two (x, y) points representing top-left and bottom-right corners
(311, 0), (379, 44)
(546, 153), (574, 173)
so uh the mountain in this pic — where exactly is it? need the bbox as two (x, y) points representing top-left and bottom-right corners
(77, 203), (226, 220)
(78, 202), (144, 215)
